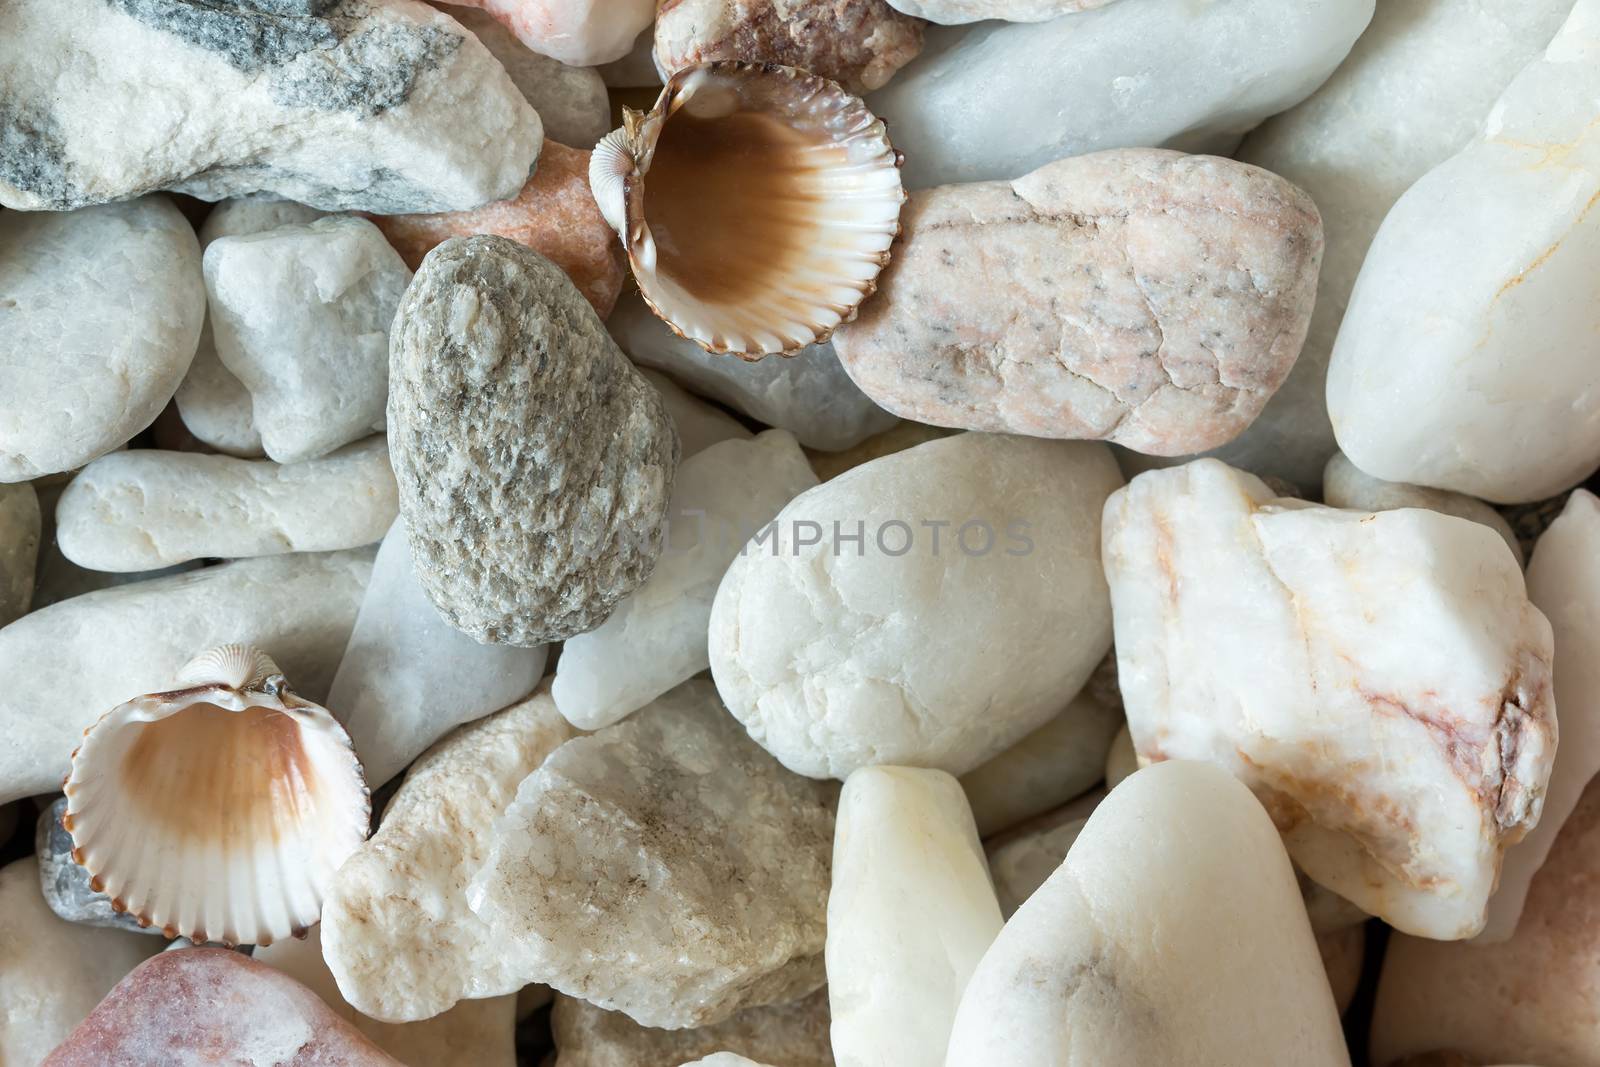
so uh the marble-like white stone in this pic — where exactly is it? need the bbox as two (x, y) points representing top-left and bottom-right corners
(710, 433), (1122, 779)
(639, 368), (753, 459)
(554, 431), (817, 730)
(1327, 2), (1600, 504)
(868, 0), (1374, 190)
(327, 519), (547, 789)
(827, 766), (1002, 1067)
(1104, 459), (1555, 939)
(455, 0), (656, 65)
(1322, 452), (1522, 565)
(945, 761), (1349, 1066)
(28, 479), (200, 612)
(0, 482), (39, 627)
(886, 0), (1114, 23)
(206, 216), (412, 464)
(0, 550), (371, 805)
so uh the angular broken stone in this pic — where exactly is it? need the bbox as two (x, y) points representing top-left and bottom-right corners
(885, 0), (1116, 22)
(553, 430), (818, 730)
(389, 236), (678, 646)
(833, 149), (1323, 457)
(551, 991), (833, 1067)
(945, 762), (1348, 1066)
(985, 791), (1102, 918)
(828, 766), (1002, 1067)
(0, 481), (40, 626)
(451, 0), (656, 65)
(469, 680), (838, 1028)
(710, 433), (1123, 779)
(639, 369), (753, 460)
(36, 798), (156, 936)
(1322, 451), (1522, 566)
(0, 0), (541, 213)
(1103, 458), (1556, 939)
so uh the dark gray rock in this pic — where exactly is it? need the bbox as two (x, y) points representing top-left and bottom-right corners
(36, 799), (162, 936)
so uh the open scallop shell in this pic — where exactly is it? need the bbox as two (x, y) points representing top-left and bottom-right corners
(62, 644), (370, 947)
(590, 60), (906, 359)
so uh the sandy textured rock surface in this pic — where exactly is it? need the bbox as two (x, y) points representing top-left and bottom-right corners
(0, 199), (205, 481)
(0, 549), (371, 804)
(0, 482), (39, 626)
(0, 0), (541, 212)
(710, 433), (1122, 779)
(1322, 452), (1522, 565)
(454, 0), (655, 64)
(390, 237), (677, 646)
(552, 991), (833, 1067)
(985, 791), (1102, 917)
(946, 762), (1349, 1066)
(959, 692), (1120, 837)
(470, 681), (837, 1028)
(834, 150), (1322, 456)
(640, 369), (753, 460)
(885, 0), (1115, 22)
(1104, 459), (1554, 939)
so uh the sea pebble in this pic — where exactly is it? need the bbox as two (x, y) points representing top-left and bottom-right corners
(1326, 3), (1600, 504)
(326, 519), (549, 790)
(945, 761), (1348, 1066)
(709, 433), (1122, 779)
(885, 0), (1115, 23)
(54, 438), (398, 572)
(469, 680), (838, 1028)
(321, 685), (576, 1022)
(41, 948), (404, 1067)
(454, 0), (656, 65)
(1209, 0), (1575, 489)
(389, 236), (678, 646)
(1103, 723), (1136, 789)
(1102, 459), (1555, 939)
(0, 857), (160, 1065)
(827, 766), (1002, 1067)
(598, 29), (663, 87)
(609, 291), (897, 453)
(27, 480), (201, 612)
(35, 798), (152, 936)
(0, 0), (541, 212)
(639, 369), (754, 460)
(833, 149), (1323, 456)
(552, 991), (832, 1067)
(984, 791), (1102, 917)
(0, 199), (205, 481)
(207, 216), (411, 464)
(867, 0), (1374, 189)
(0, 482), (39, 626)
(1322, 451), (1523, 565)
(0, 550), (371, 805)
(372, 141), (624, 316)
(553, 430), (818, 730)
(806, 422), (952, 482)
(654, 0), (924, 94)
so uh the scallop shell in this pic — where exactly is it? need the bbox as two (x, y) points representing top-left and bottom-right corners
(589, 61), (906, 359)
(63, 644), (370, 947)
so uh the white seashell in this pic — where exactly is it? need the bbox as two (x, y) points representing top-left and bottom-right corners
(62, 644), (370, 947)
(589, 61), (905, 359)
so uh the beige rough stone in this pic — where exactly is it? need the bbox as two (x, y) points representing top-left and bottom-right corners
(552, 991), (833, 1067)
(833, 149), (1322, 456)
(0, 481), (39, 626)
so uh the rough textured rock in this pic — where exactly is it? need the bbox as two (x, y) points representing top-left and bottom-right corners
(827, 767), (1002, 1067)
(610, 291), (897, 453)
(885, 0), (1115, 22)
(35, 798), (155, 935)
(207, 216), (411, 463)
(0, 481), (39, 626)
(1103, 459), (1555, 939)
(945, 762), (1349, 1066)
(0, 549), (371, 804)
(1322, 451), (1522, 565)
(0, 198), (205, 481)
(985, 792), (1102, 917)
(390, 236), (678, 646)
(41, 948), (405, 1067)
(710, 433), (1122, 779)
(452, 0), (655, 64)
(55, 438), (397, 572)
(322, 685), (576, 1022)
(654, 0), (924, 94)
(1327, 4), (1600, 504)
(868, 0), (1374, 190)
(470, 680), (838, 1028)
(806, 422), (951, 482)
(552, 991), (833, 1067)
(373, 142), (623, 316)
(834, 150), (1323, 456)
(640, 369), (753, 460)
(0, 0), (541, 213)
(554, 431), (818, 730)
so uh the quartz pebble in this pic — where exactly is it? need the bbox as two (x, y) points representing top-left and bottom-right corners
(372, 141), (624, 316)
(827, 766), (1002, 1067)
(207, 216), (411, 464)
(27, 480), (201, 612)
(454, 0), (655, 65)
(833, 150), (1323, 456)
(0, 0), (541, 212)
(0, 550), (371, 804)
(710, 433), (1122, 779)
(985, 791), (1102, 917)
(885, 0), (1115, 22)
(389, 236), (678, 646)
(1327, 2), (1600, 504)
(654, 0), (924, 94)
(35, 798), (153, 936)
(55, 438), (398, 572)
(610, 291), (897, 453)
(945, 761), (1349, 1066)
(1322, 452), (1522, 565)
(552, 991), (832, 1067)
(640, 369), (754, 460)
(0, 199), (205, 481)
(321, 685), (576, 1022)
(868, 0), (1374, 189)
(553, 430), (818, 730)
(1103, 459), (1555, 939)
(0, 482), (40, 626)
(469, 680), (838, 1028)
(326, 519), (549, 790)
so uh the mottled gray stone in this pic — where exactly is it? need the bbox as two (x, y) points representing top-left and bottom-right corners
(36, 799), (158, 936)
(0, 482), (40, 627)
(390, 236), (678, 646)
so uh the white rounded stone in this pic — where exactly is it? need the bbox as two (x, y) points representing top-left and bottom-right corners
(1322, 452), (1522, 565)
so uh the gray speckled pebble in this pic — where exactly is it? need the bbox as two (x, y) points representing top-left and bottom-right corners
(36, 798), (159, 936)
(389, 236), (678, 646)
